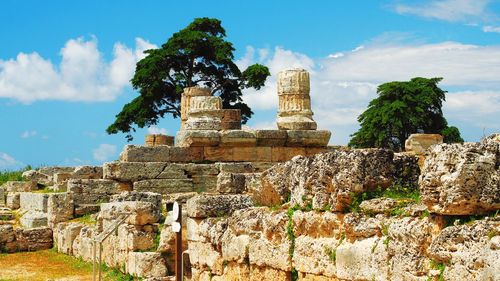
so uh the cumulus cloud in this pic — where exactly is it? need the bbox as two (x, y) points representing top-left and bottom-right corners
(0, 37), (157, 103)
(147, 126), (168, 135)
(20, 130), (37, 138)
(0, 152), (23, 169)
(240, 41), (500, 144)
(393, 0), (492, 22)
(92, 144), (117, 162)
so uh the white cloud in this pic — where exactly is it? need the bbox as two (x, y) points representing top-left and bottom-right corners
(240, 41), (500, 144)
(147, 126), (168, 135)
(92, 144), (117, 162)
(483, 25), (500, 33)
(0, 37), (157, 103)
(0, 152), (23, 169)
(20, 130), (37, 138)
(393, 0), (492, 22)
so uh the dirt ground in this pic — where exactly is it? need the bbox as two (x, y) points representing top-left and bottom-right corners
(0, 250), (120, 281)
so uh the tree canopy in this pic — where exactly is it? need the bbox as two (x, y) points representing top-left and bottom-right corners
(106, 17), (270, 140)
(348, 77), (463, 151)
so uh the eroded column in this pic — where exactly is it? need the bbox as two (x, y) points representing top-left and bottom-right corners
(181, 87), (212, 130)
(276, 69), (317, 130)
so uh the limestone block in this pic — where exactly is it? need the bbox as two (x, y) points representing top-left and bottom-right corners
(343, 213), (384, 239)
(72, 226), (96, 262)
(188, 241), (224, 274)
(388, 217), (440, 280)
(168, 147), (204, 162)
(0, 206), (13, 220)
(120, 145), (172, 162)
(1, 181), (37, 192)
(233, 147), (272, 162)
(47, 192), (74, 227)
(181, 87), (212, 129)
(0, 188), (4, 205)
(20, 192), (49, 212)
(104, 162), (167, 181)
(163, 192), (198, 205)
(278, 68), (310, 94)
(428, 218), (500, 280)
(74, 204), (100, 216)
(157, 225), (176, 253)
(187, 217), (228, 246)
(0, 225), (15, 244)
(133, 179), (194, 194)
(6, 192), (20, 209)
(336, 236), (389, 281)
(68, 179), (129, 205)
(55, 222), (84, 255)
(255, 130), (287, 147)
(111, 191), (163, 211)
(221, 109), (242, 130)
(271, 147), (306, 162)
(285, 130), (331, 147)
(22, 170), (52, 185)
(99, 201), (161, 226)
(204, 147), (233, 162)
(292, 236), (337, 277)
(260, 149), (394, 211)
(54, 173), (71, 185)
(185, 96), (223, 130)
(73, 165), (103, 179)
(127, 252), (168, 278)
(38, 166), (75, 176)
(12, 227), (53, 252)
(248, 237), (291, 271)
(405, 133), (443, 154)
(192, 175), (218, 193)
(220, 231), (251, 263)
(216, 162), (254, 173)
(145, 134), (174, 147)
(220, 130), (257, 147)
(292, 211), (343, 238)
(216, 172), (246, 194)
(249, 266), (290, 281)
(419, 134), (500, 215)
(176, 130), (220, 147)
(184, 163), (220, 175)
(359, 198), (399, 215)
(20, 211), (48, 228)
(393, 152), (420, 189)
(118, 224), (156, 252)
(186, 194), (253, 218)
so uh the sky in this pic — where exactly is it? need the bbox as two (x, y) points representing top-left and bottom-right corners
(1, 0), (500, 169)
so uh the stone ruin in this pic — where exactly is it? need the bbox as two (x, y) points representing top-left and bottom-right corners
(0, 69), (499, 281)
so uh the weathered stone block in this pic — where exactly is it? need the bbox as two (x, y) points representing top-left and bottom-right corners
(6, 192), (20, 209)
(55, 222), (84, 255)
(74, 204), (100, 216)
(111, 191), (162, 212)
(188, 241), (224, 274)
(133, 179), (194, 194)
(233, 147), (272, 162)
(1, 181), (37, 192)
(405, 133), (443, 154)
(271, 147), (306, 162)
(0, 225), (15, 244)
(176, 130), (220, 147)
(0, 188), (4, 205)
(126, 252), (168, 278)
(248, 238), (291, 271)
(255, 130), (287, 147)
(120, 145), (171, 162)
(419, 135), (500, 215)
(47, 192), (74, 227)
(220, 130), (257, 147)
(68, 179), (129, 205)
(20, 192), (49, 212)
(99, 201), (161, 226)
(0, 206), (13, 220)
(204, 147), (233, 162)
(292, 236), (337, 277)
(186, 194), (253, 218)
(221, 109), (242, 130)
(103, 162), (187, 182)
(216, 162), (254, 173)
(22, 170), (52, 186)
(168, 147), (205, 162)
(12, 227), (53, 252)
(216, 172), (246, 194)
(73, 165), (103, 179)
(285, 130), (331, 147)
(20, 211), (48, 228)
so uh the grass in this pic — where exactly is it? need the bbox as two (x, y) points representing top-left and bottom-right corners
(0, 249), (136, 280)
(348, 181), (421, 215)
(429, 260), (446, 281)
(68, 214), (97, 225)
(0, 166), (32, 186)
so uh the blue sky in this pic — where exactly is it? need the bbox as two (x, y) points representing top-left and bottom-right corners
(1, 0), (500, 169)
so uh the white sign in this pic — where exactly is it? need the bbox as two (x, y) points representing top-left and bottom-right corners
(172, 222), (181, 233)
(172, 202), (180, 221)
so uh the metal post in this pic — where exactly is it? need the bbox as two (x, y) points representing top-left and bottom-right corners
(175, 203), (182, 281)
(93, 240), (97, 281)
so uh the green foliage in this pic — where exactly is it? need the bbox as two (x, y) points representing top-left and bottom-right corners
(429, 260), (446, 281)
(348, 181), (421, 215)
(69, 214), (97, 225)
(349, 77), (462, 151)
(107, 17), (270, 141)
(291, 268), (299, 281)
(286, 205), (299, 258)
(0, 165), (31, 186)
(443, 211), (499, 228)
(441, 126), (464, 143)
